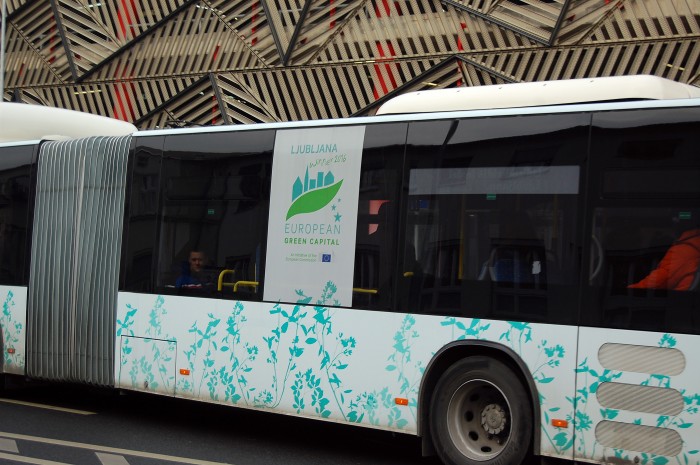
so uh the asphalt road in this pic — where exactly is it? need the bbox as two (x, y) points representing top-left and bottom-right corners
(0, 380), (441, 465)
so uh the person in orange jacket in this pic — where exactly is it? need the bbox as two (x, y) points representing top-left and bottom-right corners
(628, 229), (700, 291)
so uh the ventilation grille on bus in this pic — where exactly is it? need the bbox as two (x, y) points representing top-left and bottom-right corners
(26, 136), (131, 387)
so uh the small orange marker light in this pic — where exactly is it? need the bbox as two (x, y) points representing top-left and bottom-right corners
(551, 419), (569, 428)
(7, 348), (15, 354)
(179, 369), (191, 376)
(395, 398), (409, 406)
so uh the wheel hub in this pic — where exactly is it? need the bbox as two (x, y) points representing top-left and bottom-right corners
(481, 403), (507, 435)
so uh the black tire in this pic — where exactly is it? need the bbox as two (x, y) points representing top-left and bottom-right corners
(430, 356), (533, 465)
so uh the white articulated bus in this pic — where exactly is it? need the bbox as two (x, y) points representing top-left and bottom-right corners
(2, 76), (700, 465)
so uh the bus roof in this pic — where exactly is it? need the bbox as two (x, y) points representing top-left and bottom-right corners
(134, 95), (700, 139)
(0, 102), (136, 143)
(375, 75), (700, 115)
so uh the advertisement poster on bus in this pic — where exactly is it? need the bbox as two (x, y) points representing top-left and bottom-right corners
(264, 126), (365, 306)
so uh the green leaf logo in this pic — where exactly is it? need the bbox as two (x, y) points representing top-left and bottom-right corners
(286, 180), (343, 220)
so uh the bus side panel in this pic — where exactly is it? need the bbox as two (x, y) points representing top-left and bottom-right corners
(575, 328), (699, 465)
(576, 107), (700, 464)
(0, 285), (27, 376)
(115, 291), (578, 449)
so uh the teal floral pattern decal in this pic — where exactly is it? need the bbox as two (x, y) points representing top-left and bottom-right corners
(117, 285), (430, 430)
(383, 315), (422, 426)
(1, 289), (25, 372)
(115, 290), (699, 463)
(115, 290), (576, 434)
(442, 316), (491, 340)
(574, 331), (700, 465)
(495, 321), (574, 455)
(117, 296), (176, 393)
(573, 355), (623, 459)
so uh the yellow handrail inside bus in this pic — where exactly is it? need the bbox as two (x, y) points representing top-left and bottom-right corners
(352, 287), (378, 294)
(234, 281), (259, 292)
(218, 269), (235, 291)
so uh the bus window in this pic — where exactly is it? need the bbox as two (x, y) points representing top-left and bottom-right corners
(121, 137), (162, 292)
(584, 107), (700, 334)
(157, 130), (274, 300)
(352, 123), (406, 310)
(403, 114), (588, 324)
(0, 144), (34, 286)
(589, 207), (700, 332)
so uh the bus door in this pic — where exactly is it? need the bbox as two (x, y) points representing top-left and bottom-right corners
(403, 113), (589, 460)
(578, 107), (700, 464)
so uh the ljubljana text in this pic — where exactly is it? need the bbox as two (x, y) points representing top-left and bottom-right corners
(291, 143), (338, 155)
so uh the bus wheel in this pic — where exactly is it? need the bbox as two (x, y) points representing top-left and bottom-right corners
(430, 356), (532, 465)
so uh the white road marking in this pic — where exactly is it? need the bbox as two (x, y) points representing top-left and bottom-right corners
(0, 432), (235, 465)
(0, 398), (95, 416)
(0, 451), (74, 465)
(96, 452), (130, 465)
(0, 437), (19, 453)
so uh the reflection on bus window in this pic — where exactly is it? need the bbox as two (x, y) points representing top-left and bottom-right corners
(402, 114), (588, 324)
(351, 123), (405, 311)
(584, 108), (700, 334)
(405, 177), (579, 322)
(156, 131), (273, 300)
(354, 198), (397, 309)
(590, 208), (700, 331)
(0, 145), (33, 286)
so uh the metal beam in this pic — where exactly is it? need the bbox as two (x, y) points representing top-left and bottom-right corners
(259, 0), (286, 63)
(307, 0), (370, 64)
(454, 54), (516, 83)
(209, 72), (231, 125)
(49, 0), (79, 80)
(133, 75), (210, 127)
(549, 0), (571, 46)
(572, 0), (625, 46)
(282, 0), (313, 66)
(77, 0), (200, 83)
(440, 0), (548, 46)
(1, 0), (6, 98)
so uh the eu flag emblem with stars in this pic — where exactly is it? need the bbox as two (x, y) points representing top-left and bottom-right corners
(322, 254), (331, 262)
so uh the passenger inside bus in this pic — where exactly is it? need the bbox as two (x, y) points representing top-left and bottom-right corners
(628, 228), (700, 291)
(176, 250), (211, 288)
